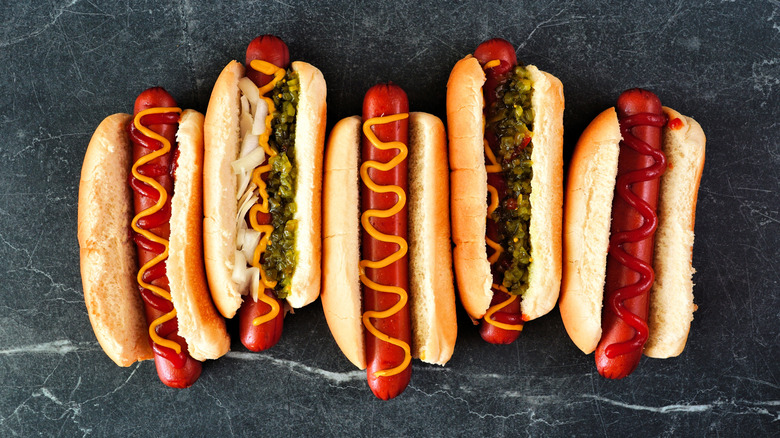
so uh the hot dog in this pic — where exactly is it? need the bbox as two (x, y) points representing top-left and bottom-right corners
(203, 35), (326, 351)
(321, 83), (457, 400)
(78, 88), (230, 388)
(559, 89), (706, 379)
(361, 84), (412, 398)
(446, 38), (564, 343)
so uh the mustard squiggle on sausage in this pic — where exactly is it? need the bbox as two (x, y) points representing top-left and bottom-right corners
(131, 107), (184, 354)
(247, 59), (286, 326)
(360, 113), (412, 378)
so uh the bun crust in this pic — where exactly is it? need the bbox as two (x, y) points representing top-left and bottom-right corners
(446, 56), (564, 322)
(78, 113), (153, 366)
(446, 56), (491, 320)
(559, 108), (621, 354)
(321, 113), (458, 368)
(203, 60), (245, 318)
(321, 116), (364, 369)
(560, 106), (705, 358)
(168, 110), (230, 361)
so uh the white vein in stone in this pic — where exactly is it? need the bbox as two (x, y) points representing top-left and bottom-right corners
(0, 340), (97, 355)
(586, 395), (711, 413)
(225, 351), (365, 383)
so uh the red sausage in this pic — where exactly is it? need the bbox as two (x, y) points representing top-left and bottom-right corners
(595, 89), (667, 379)
(246, 35), (290, 88)
(238, 291), (284, 351)
(473, 38), (524, 344)
(473, 38), (517, 76)
(479, 290), (523, 344)
(362, 83), (412, 400)
(129, 87), (201, 388)
(237, 35), (291, 352)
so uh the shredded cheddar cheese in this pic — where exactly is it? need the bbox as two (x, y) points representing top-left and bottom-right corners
(360, 113), (412, 378)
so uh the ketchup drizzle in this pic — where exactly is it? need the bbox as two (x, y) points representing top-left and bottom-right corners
(604, 113), (667, 359)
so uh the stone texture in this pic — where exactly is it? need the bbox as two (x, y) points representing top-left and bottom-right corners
(0, 0), (777, 436)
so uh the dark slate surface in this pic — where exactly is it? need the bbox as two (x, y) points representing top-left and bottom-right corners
(1, 0), (777, 436)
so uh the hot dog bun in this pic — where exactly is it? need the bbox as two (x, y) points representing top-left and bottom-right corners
(78, 110), (230, 366)
(558, 108), (621, 354)
(447, 55), (564, 322)
(203, 60), (326, 317)
(644, 108), (706, 358)
(321, 112), (457, 368)
(559, 106), (705, 357)
(168, 110), (231, 361)
(79, 113), (153, 366)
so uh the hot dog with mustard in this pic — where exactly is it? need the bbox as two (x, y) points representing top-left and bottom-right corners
(203, 35), (326, 352)
(78, 87), (230, 388)
(321, 83), (457, 400)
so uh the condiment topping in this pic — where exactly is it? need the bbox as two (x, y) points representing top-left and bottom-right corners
(482, 58), (534, 332)
(231, 59), (301, 327)
(605, 112), (667, 358)
(360, 113), (412, 378)
(261, 67), (300, 296)
(243, 59), (286, 327)
(668, 117), (683, 130)
(128, 107), (188, 367)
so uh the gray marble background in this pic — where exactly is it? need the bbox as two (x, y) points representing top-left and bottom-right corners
(1, 0), (777, 436)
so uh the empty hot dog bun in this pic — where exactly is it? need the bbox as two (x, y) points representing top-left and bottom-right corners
(447, 55), (564, 322)
(203, 60), (326, 317)
(78, 110), (230, 366)
(321, 113), (457, 368)
(559, 107), (706, 357)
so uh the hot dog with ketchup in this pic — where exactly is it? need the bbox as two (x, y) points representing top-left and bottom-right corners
(321, 83), (457, 400)
(559, 89), (706, 379)
(447, 38), (564, 344)
(203, 35), (326, 351)
(78, 88), (230, 388)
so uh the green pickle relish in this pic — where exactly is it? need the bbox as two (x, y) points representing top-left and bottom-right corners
(486, 65), (535, 296)
(262, 70), (300, 299)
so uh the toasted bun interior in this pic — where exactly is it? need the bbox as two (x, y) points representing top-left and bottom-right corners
(559, 108), (621, 354)
(408, 112), (457, 365)
(523, 66), (564, 320)
(286, 61), (326, 309)
(644, 107), (705, 358)
(447, 55), (564, 322)
(168, 109), (230, 361)
(78, 113), (153, 366)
